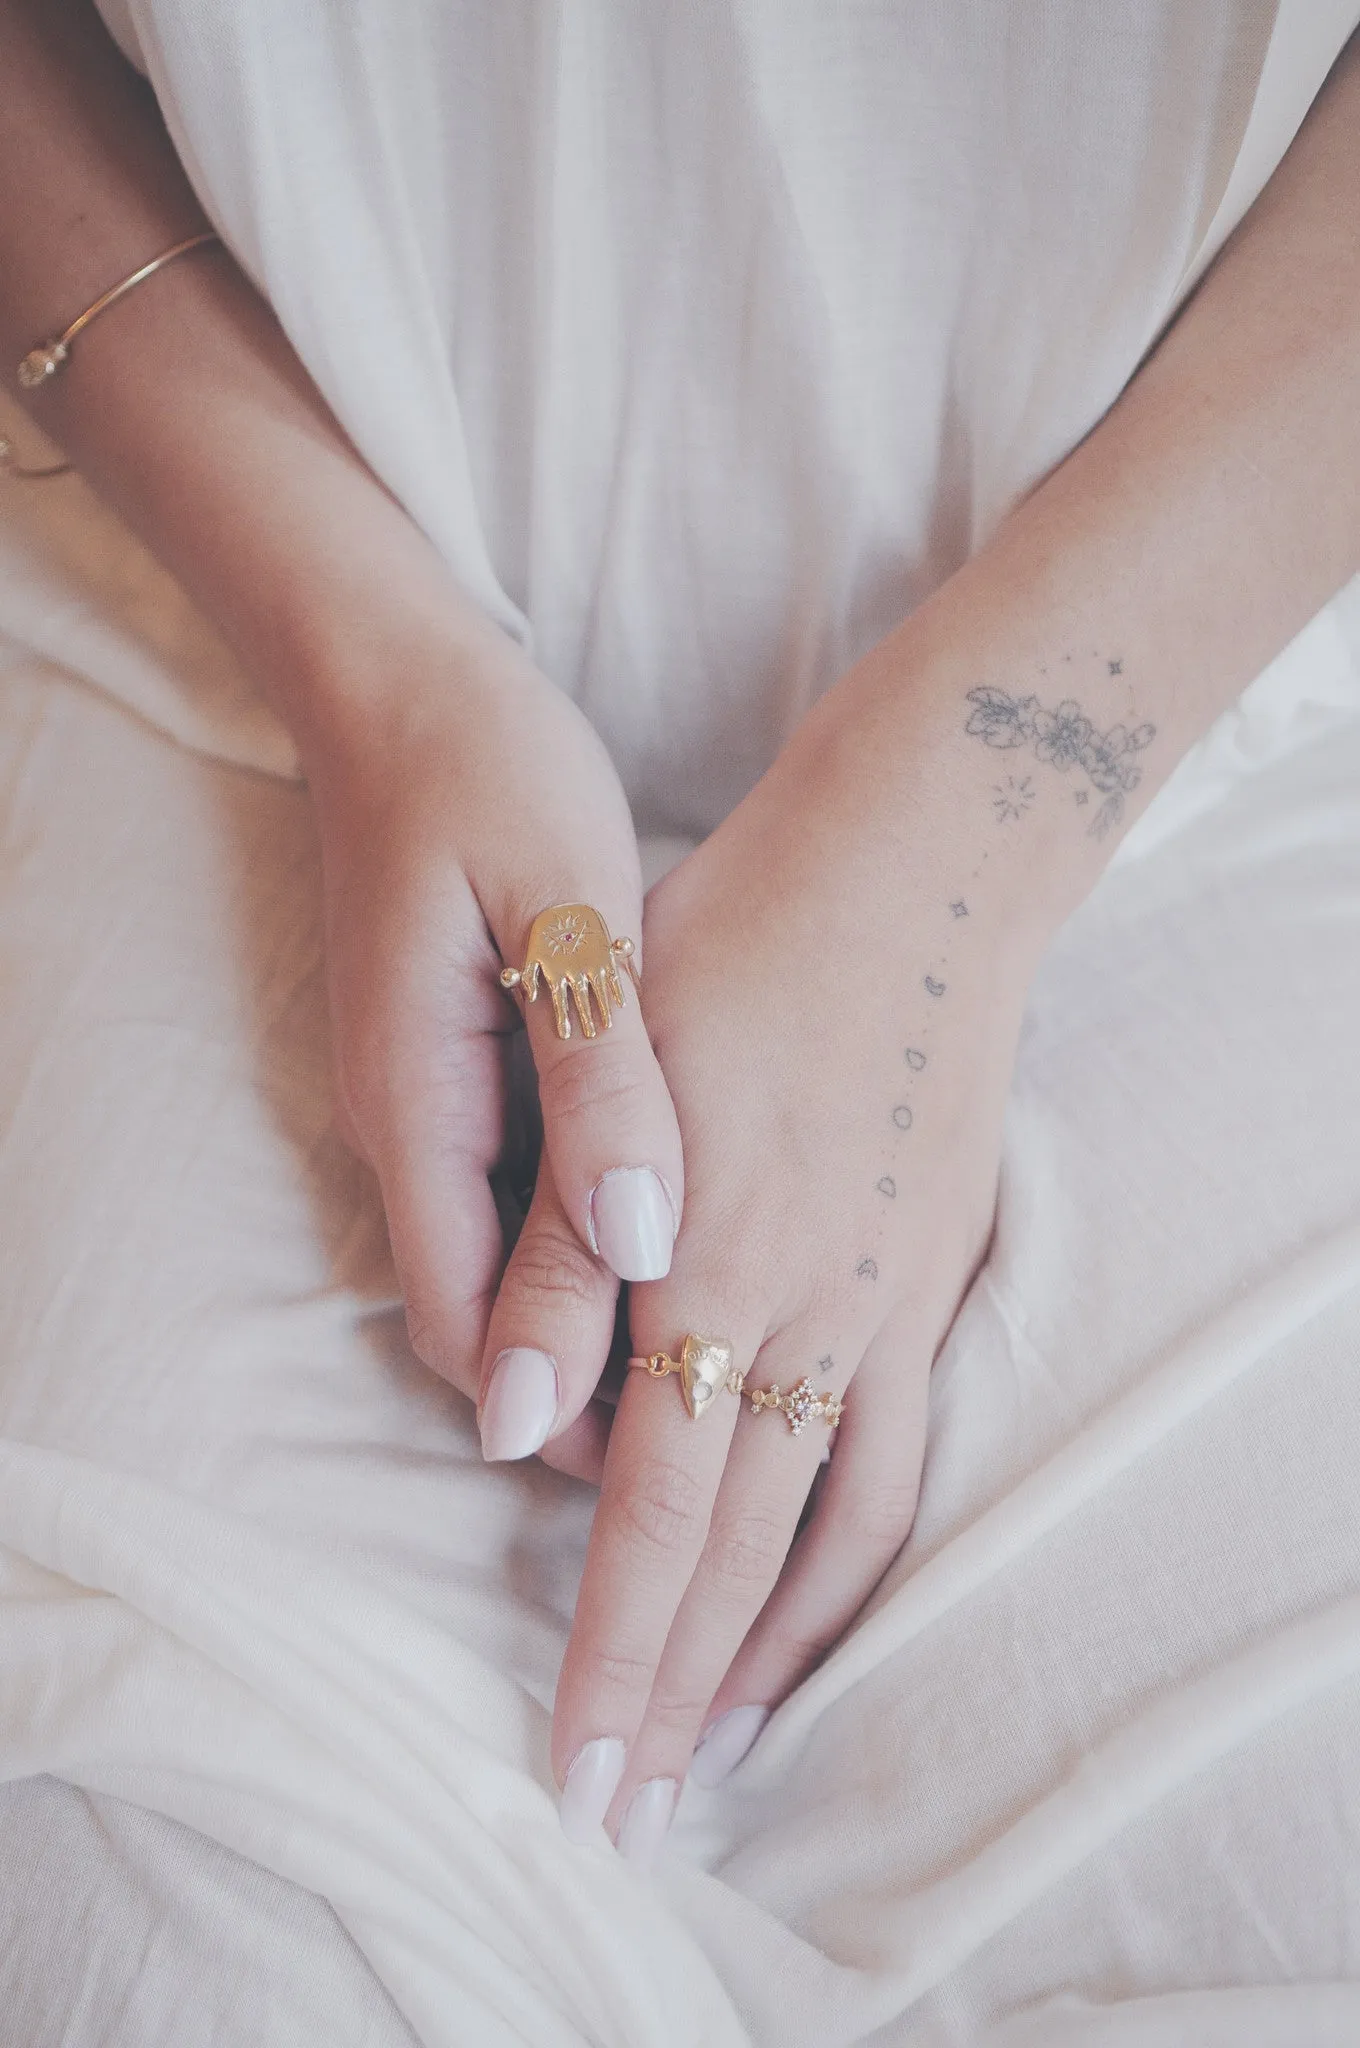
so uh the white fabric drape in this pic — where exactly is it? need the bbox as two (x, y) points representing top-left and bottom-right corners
(2, 571), (1358, 2048)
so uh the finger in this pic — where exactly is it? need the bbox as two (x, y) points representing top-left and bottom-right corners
(606, 1331), (855, 1860)
(500, 896), (684, 1286)
(537, 1396), (612, 1484)
(690, 1316), (929, 1787)
(477, 1155), (620, 1461)
(329, 859), (514, 1405)
(375, 1025), (511, 1403)
(550, 1307), (764, 1845)
(537, 1282), (634, 1482)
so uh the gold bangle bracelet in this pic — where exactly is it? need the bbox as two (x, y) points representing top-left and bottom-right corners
(14, 230), (221, 392)
(3, 231), (222, 481)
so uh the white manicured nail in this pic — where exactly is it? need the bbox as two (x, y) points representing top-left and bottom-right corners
(617, 1777), (677, 1873)
(559, 1738), (627, 1844)
(588, 1167), (676, 1281)
(689, 1705), (770, 1788)
(479, 1348), (559, 1461)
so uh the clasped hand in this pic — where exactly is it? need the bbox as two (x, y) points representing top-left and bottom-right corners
(305, 598), (1026, 1870)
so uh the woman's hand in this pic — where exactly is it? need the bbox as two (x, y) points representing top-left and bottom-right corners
(543, 667), (1061, 1863)
(296, 586), (683, 1461)
(538, 9), (1360, 1821)
(0, 4), (685, 1464)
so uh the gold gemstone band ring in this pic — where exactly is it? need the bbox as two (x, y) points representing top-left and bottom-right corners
(747, 1378), (845, 1435)
(500, 903), (638, 1041)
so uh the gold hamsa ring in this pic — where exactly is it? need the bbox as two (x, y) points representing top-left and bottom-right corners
(499, 904), (639, 1041)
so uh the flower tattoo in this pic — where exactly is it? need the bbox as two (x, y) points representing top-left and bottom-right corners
(964, 687), (1036, 750)
(1031, 700), (1093, 770)
(965, 686), (1155, 838)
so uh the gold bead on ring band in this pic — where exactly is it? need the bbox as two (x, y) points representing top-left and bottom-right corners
(499, 904), (638, 1040)
(628, 1334), (743, 1420)
(747, 1378), (845, 1435)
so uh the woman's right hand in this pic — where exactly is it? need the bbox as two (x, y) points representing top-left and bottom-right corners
(292, 583), (683, 1472)
(1, 0), (681, 1478)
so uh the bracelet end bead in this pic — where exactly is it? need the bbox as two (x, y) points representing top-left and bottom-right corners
(17, 341), (68, 389)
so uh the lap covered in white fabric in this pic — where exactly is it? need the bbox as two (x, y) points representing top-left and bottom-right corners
(0, 582), (1357, 2043)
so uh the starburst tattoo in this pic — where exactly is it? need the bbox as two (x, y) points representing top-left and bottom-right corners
(992, 774), (1035, 823)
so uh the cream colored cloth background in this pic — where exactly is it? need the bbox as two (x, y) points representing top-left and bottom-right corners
(2, 3), (1360, 2043)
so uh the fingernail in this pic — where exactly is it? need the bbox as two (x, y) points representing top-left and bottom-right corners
(617, 1777), (677, 1874)
(479, 1348), (559, 1461)
(689, 1705), (770, 1789)
(560, 1737), (628, 1844)
(588, 1167), (676, 1282)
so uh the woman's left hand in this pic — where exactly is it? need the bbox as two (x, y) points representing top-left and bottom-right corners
(517, 16), (1360, 1852)
(528, 665), (1060, 1863)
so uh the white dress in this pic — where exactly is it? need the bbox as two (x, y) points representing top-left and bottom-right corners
(1, 5), (1359, 2044)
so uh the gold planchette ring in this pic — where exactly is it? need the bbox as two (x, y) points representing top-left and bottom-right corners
(499, 903), (639, 1041)
(629, 1335), (745, 1421)
(747, 1378), (845, 1436)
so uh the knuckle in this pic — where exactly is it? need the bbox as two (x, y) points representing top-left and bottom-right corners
(584, 1642), (659, 1697)
(614, 1458), (710, 1560)
(405, 1296), (453, 1376)
(767, 1620), (839, 1678)
(342, 1033), (505, 1174)
(404, 1300), (438, 1367)
(500, 1230), (605, 1319)
(538, 1042), (652, 1129)
(824, 1478), (919, 1558)
(404, 1284), (484, 1388)
(707, 1503), (791, 1595)
(641, 1688), (715, 1736)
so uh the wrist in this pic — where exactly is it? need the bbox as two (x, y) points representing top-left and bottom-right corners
(780, 658), (1073, 984)
(274, 555), (531, 818)
(801, 568), (1153, 963)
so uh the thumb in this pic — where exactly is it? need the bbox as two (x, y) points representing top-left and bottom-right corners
(477, 1151), (620, 1460)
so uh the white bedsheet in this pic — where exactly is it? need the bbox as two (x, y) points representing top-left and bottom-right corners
(0, 1775), (418, 2048)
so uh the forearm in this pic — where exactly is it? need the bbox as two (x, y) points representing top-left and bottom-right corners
(817, 30), (1360, 940)
(0, 0), (481, 755)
